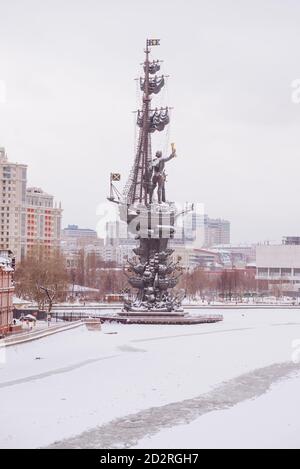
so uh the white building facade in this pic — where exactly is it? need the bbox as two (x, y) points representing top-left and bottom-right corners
(256, 244), (300, 294)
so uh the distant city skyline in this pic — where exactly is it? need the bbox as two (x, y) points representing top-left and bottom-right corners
(0, 0), (300, 244)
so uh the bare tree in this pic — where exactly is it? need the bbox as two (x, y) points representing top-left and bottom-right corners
(15, 245), (68, 313)
(38, 285), (58, 315)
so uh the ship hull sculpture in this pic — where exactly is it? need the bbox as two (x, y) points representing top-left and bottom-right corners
(107, 40), (223, 324)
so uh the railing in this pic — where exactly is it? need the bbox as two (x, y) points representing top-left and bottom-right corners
(2, 321), (83, 347)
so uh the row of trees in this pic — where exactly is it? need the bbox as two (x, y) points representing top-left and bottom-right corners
(70, 250), (119, 288)
(15, 246), (266, 310)
(14, 247), (127, 312)
(15, 246), (69, 312)
(73, 255), (258, 301)
(177, 267), (258, 301)
(69, 250), (126, 298)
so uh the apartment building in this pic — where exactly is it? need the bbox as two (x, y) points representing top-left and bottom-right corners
(0, 147), (27, 261)
(172, 212), (231, 249)
(205, 217), (231, 247)
(26, 187), (62, 255)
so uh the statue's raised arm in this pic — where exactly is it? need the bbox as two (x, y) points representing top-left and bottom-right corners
(163, 143), (177, 163)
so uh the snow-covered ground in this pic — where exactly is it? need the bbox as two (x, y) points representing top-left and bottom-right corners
(1, 308), (300, 449)
(136, 374), (300, 449)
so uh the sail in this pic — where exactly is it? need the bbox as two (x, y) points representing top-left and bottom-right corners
(137, 108), (170, 133)
(140, 75), (165, 95)
(150, 108), (170, 132)
(144, 60), (160, 75)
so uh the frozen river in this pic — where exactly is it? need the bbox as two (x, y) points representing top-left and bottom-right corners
(1, 308), (300, 449)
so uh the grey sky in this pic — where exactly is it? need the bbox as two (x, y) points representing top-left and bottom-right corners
(0, 0), (300, 243)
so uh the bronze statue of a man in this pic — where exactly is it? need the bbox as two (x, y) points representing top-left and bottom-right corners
(149, 145), (177, 204)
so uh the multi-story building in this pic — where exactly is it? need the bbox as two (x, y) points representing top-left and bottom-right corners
(212, 244), (256, 267)
(256, 240), (300, 295)
(62, 224), (98, 244)
(205, 218), (231, 247)
(105, 220), (137, 248)
(61, 225), (104, 270)
(283, 237), (300, 246)
(0, 148), (62, 261)
(0, 147), (27, 261)
(0, 251), (15, 336)
(104, 220), (136, 265)
(171, 212), (231, 249)
(172, 246), (222, 270)
(26, 187), (62, 255)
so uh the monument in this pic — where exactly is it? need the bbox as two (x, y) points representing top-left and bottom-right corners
(107, 40), (223, 325)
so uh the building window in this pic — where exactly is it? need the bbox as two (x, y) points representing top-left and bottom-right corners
(281, 268), (292, 278)
(257, 268), (268, 277)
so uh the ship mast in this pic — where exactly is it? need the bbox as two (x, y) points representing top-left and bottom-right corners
(141, 40), (150, 205)
(124, 39), (169, 207)
(131, 39), (151, 206)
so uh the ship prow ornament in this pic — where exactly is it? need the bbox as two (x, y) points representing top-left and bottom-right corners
(107, 40), (222, 324)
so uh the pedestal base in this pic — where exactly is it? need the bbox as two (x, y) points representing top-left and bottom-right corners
(99, 311), (223, 325)
(118, 309), (185, 317)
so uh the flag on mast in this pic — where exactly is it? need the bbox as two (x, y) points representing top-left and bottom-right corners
(147, 39), (160, 46)
(111, 173), (121, 182)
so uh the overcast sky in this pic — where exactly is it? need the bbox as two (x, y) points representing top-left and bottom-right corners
(0, 0), (300, 243)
